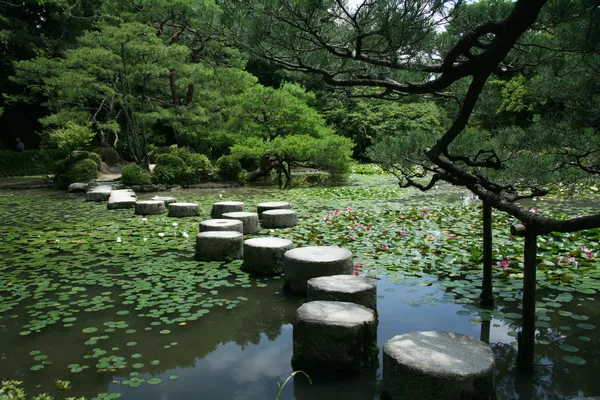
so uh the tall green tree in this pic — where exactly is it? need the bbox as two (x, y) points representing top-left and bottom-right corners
(227, 83), (354, 187)
(222, 0), (600, 371)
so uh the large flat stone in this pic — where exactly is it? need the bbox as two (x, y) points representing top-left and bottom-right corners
(151, 196), (177, 206)
(135, 200), (167, 215)
(293, 301), (378, 373)
(284, 246), (353, 293)
(383, 331), (495, 400)
(168, 202), (199, 218)
(222, 212), (260, 234)
(68, 182), (89, 193)
(307, 275), (377, 311)
(195, 231), (243, 261)
(257, 201), (291, 219)
(212, 201), (244, 218)
(86, 185), (113, 202)
(261, 209), (298, 228)
(243, 237), (294, 274)
(199, 219), (243, 233)
(107, 189), (136, 210)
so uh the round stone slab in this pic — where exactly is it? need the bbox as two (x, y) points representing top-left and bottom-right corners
(284, 246), (353, 293)
(243, 237), (294, 275)
(199, 219), (243, 233)
(222, 212), (260, 234)
(257, 201), (291, 219)
(151, 196), (177, 206)
(262, 209), (298, 228)
(307, 275), (377, 311)
(383, 331), (495, 400)
(135, 200), (167, 215)
(195, 231), (243, 261)
(212, 201), (244, 218)
(292, 301), (377, 373)
(168, 202), (199, 218)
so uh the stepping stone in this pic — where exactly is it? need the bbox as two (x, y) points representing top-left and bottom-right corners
(86, 185), (113, 202)
(292, 301), (377, 373)
(307, 275), (377, 311)
(222, 212), (260, 234)
(68, 182), (89, 193)
(135, 200), (167, 215)
(195, 231), (243, 261)
(107, 189), (136, 210)
(168, 202), (199, 218)
(151, 196), (177, 206)
(284, 246), (353, 293)
(383, 331), (495, 400)
(243, 237), (294, 275)
(212, 201), (244, 218)
(257, 201), (291, 219)
(261, 209), (297, 228)
(199, 219), (243, 233)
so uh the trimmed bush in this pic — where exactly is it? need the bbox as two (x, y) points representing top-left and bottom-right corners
(155, 154), (186, 169)
(216, 155), (242, 180)
(185, 153), (214, 183)
(0, 149), (66, 177)
(154, 154), (186, 184)
(66, 159), (99, 183)
(93, 147), (120, 166)
(121, 165), (152, 185)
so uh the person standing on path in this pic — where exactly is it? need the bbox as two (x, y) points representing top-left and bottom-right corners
(16, 139), (24, 152)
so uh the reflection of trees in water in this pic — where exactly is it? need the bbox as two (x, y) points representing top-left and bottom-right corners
(0, 281), (298, 399)
(294, 365), (378, 400)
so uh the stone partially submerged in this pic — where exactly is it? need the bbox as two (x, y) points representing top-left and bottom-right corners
(307, 275), (377, 311)
(243, 237), (294, 275)
(135, 200), (167, 215)
(383, 331), (496, 400)
(284, 246), (353, 293)
(257, 201), (291, 219)
(151, 196), (177, 206)
(212, 201), (244, 218)
(292, 301), (378, 373)
(86, 185), (113, 202)
(68, 183), (89, 193)
(199, 219), (243, 233)
(195, 231), (243, 261)
(168, 202), (199, 218)
(261, 209), (298, 228)
(222, 212), (260, 234)
(107, 189), (136, 210)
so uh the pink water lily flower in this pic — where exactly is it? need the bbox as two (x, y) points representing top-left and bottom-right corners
(400, 231), (406, 237)
(366, 226), (372, 231)
(382, 244), (390, 250)
(586, 252), (595, 259)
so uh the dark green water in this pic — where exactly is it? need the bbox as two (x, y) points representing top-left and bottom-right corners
(0, 183), (598, 399)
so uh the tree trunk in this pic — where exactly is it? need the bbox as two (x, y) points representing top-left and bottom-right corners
(481, 201), (494, 306)
(518, 228), (537, 372)
(169, 69), (180, 106)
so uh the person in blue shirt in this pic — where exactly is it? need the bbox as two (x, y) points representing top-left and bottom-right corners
(16, 139), (24, 152)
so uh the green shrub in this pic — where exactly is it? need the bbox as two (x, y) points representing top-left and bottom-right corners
(216, 155), (242, 180)
(351, 163), (387, 175)
(184, 153), (214, 183)
(153, 154), (186, 184)
(0, 149), (66, 177)
(155, 154), (186, 169)
(72, 151), (100, 167)
(66, 159), (99, 183)
(121, 165), (152, 185)
(48, 121), (95, 152)
(93, 147), (120, 166)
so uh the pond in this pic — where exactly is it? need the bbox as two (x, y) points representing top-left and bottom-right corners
(0, 177), (599, 399)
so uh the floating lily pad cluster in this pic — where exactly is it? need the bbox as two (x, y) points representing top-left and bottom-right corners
(0, 182), (598, 398)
